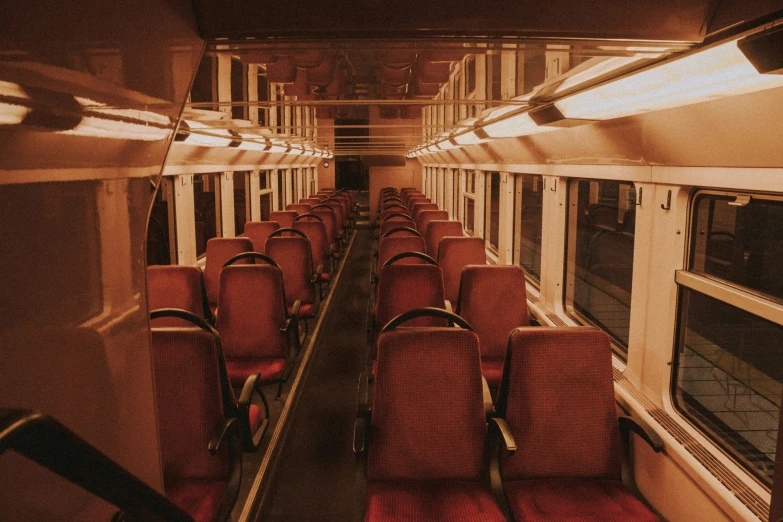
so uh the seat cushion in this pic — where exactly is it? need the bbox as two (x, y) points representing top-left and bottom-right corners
(248, 404), (262, 433)
(481, 357), (504, 389)
(290, 302), (316, 318)
(166, 478), (227, 522)
(504, 478), (659, 522)
(365, 480), (505, 522)
(321, 272), (331, 282)
(225, 357), (286, 387)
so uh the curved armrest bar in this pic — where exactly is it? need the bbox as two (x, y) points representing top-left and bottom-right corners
(149, 308), (218, 336)
(238, 373), (262, 406)
(356, 373), (370, 419)
(281, 300), (302, 333)
(353, 418), (367, 455)
(618, 415), (664, 453)
(382, 226), (420, 238)
(294, 213), (325, 223)
(269, 227), (309, 239)
(208, 417), (239, 454)
(380, 307), (474, 333)
(312, 265), (324, 284)
(0, 409), (193, 522)
(382, 251), (438, 267)
(223, 251), (279, 268)
(383, 204), (407, 212)
(489, 417), (517, 455)
(310, 204), (337, 214)
(381, 215), (414, 226)
(482, 376), (494, 418)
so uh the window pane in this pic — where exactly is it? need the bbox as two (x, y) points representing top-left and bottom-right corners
(233, 171), (247, 235)
(259, 193), (271, 220)
(194, 174), (217, 257)
(230, 58), (246, 120)
(453, 170), (460, 219)
(277, 169), (285, 210)
(488, 172), (500, 250)
(464, 197), (475, 236)
(465, 170), (475, 194)
(568, 180), (636, 349)
(674, 287), (781, 486)
(690, 194), (783, 303)
(466, 56), (476, 94)
(259, 171), (268, 190)
(148, 179), (171, 265)
(516, 174), (543, 280)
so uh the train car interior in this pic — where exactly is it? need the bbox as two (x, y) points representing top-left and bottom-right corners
(3, 1), (783, 521)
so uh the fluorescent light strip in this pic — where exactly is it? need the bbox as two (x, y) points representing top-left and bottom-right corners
(556, 40), (783, 120)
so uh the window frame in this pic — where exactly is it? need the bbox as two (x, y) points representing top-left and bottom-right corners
(512, 173), (544, 287)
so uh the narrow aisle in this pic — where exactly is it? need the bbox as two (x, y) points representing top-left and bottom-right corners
(257, 225), (373, 522)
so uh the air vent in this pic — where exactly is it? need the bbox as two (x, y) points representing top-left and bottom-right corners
(525, 290), (538, 304)
(612, 368), (769, 520)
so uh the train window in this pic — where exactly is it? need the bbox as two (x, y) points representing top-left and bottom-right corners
(673, 190), (783, 487)
(673, 288), (782, 486)
(513, 174), (544, 282)
(230, 58), (247, 120)
(233, 172), (248, 235)
(463, 171), (476, 236)
(257, 67), (269, 126)
(465, 56), (476, 96)
(277, 169), (286, 210)
(452, 170), (460, 220)
(291, 169), (299, 203)
(487, 53), (502, 101)
(148, 179), (172, 266)
(190, 56), (216, 109)
(194, 174), (218, 257)
(689, 193), (783, 302)
(486, 172), (500, 252)
(566, 179), (637, 352)
(259, 171), (272, 220)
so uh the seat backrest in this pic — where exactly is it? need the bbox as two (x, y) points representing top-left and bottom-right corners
(265, 236), (316, 307)
(368, 328), (486, 481)
(404, 194), (427, 207)
(425, 220), (464, 259)
(411, 202), (439, 221)
(286, 203), (312, 216)
(310, 209), (338, 248)
(151, 327), (229, 483)
(204, 237), (254, 311)
(330, 195), (351, 219)
(322, 201), (345, 229)
(299, 198), (321, 207)
(379, 219), (417, 238)
(147, 265), (207, 326)
(377, 236), (428, 268)
(244, 221), (280, 253)
(416, 209), (449, 237)
(293, 220), (330, 272)
(215, 265), (289, 360)
(379, 209), (411, 222)
(312, 194), (328, 202)
(438, 237), (487, 303)
(381, 202), (407, 214)
(374, 264), (445, 355)
(269, 211), (297, 228)
(499, 327), (621, 481)
(457, 265), (528, 360)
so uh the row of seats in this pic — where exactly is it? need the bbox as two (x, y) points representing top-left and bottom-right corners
(356, 309), (663, 522)
(371, 187), (529, 390)
(146, 188), (355, 522)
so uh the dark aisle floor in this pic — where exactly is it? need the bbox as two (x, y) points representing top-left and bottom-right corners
(257, 225), (372, 522)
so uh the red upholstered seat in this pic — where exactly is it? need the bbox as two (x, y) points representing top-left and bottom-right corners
(224, 357), (287, 386)
(503, 478), (658, 522)
(377, 236), (427, 268)
(457, 265), (529, 388)
(293, 219), (331, 280)
(309, 208), (340, 255)
(322, 200), (346, 232)
(147, 265), (208, 326)
(499, 328), (659, 521)
(438, 237), (487, 304)
(373, 264), (446, 359)
(265, 236), (318, 318)
(411, 202), (439, 222)
(286, 203), (312, 216)
(151, 327), (240, 522)
(405, 195), (429, 209)
(379, 208), (411, 222)
(248, 404), (262, 433)
(365, 329), (504, 522)
(244, 221), (280, 253)
(215, 265), (292, 389)
(364, 481), (505, 522)
(165, 479), (228, 522)
(204, 237), (254, 314)
(416, 209), (449, 237)
(425, 220), (464, 259)
(379, 219), (417, 238)
(299, 198), (321, 207)
(269, 211), (297, 229)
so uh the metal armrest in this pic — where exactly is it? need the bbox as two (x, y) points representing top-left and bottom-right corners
(482, 375), (494, 419)
(489, 417), (517, 455)
(444, 299), (453, 314)
(353, 418), (367, 454)
(356, 373), (370, 419)
(237, 374), (270, 452)
(618, 415), (664, 453)
(312, 265), (324, 284)
(281, 300), (302, 333)
(208, 417), (239, 454)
